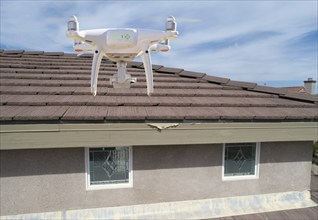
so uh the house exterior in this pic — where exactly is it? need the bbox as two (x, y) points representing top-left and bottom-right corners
(0, 49), (317, 219)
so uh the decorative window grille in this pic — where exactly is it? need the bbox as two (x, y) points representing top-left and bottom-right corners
(88, 147), (130, 186)
(223, 143), (260, 179)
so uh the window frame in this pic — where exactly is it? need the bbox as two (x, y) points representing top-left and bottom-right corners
(222, 142), (260, 181)
(85, 146), (133, 190)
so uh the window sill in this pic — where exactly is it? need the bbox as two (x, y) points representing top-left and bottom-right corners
(86, 182), (133, 191)
(222, 175), (259, 182)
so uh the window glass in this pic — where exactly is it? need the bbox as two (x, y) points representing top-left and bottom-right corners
(224, 143), (256, 177)
(89, 147), (130, 185)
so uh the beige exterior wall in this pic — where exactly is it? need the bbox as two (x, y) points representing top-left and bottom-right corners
(0, 141), (313, 215)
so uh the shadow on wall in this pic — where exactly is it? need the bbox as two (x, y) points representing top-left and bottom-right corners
(0, 141), (313, 177)
(133, 144), (222, 170)
(134, 142), (313, 171)
(0, 148), (85, 178)
(260, 142), (313, 164)
(0, 145), (222, 177)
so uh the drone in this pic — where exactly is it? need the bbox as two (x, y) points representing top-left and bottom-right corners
(66, 15), (178, 96)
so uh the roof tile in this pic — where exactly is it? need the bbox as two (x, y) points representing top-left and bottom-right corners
(184, 107), (221, 120)
(107, 88), (146, 96)
(5, 95), (49, 106)
(3, 50), (24, 54)
(62, 106), (107, 120)
(119, 96), (154, 106)
(280, 92), (318, 103)
(0, 94), (24, 105)
(248, 85), (287, 95)
(156, 67), (184, 74)
(73, 87), (108, 95)
(0, 106), (26, 121)
(13, 106), (69, 120)
(151, 64), (164, 70)
(145, 107), (185, 120)
(0, 86), (39, 95)
(202, 75), (230, 84)
(152, 88), (193, 97)
(0, 50), (317, 122)
(37, 87), (76, 95)
(127, 61), (143, 68)
(78, 54), (93, 58)
(217, 107), (260, 120)
(23, 51), (44, 55)
(43, 52), (64, 56)
(87, 96), (121, 106)
(107, 106), (147, 120)
(225, 80), (257, 89)
(46, 95), (93, 106)
(138, 64), (163, 70)
(179, 71), (206, 78)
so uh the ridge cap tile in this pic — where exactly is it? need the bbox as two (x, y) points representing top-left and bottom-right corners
(156, 66), (184, 74)
(127, 61), (143, 68)
(225, 80), (257, 89)
(78, 54), (93, 58)
(179, 70), (206, 79)
(23, 51), (44, 55)
(139, 64), (163, 70)
(248, 85), (287, 95)
(202, 75), (230, 84)
(3, 50), (25, 54)
(43, 52), (64, 56)
(280, 92), (318, 103)
(151, 64), (164, 70)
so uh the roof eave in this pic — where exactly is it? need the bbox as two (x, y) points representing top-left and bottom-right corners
(1, 122), (317, 150)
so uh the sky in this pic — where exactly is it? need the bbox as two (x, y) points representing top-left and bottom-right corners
(1, 0), (317, 89)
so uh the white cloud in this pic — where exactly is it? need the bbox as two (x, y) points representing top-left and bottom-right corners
(1, 0), (317, 85)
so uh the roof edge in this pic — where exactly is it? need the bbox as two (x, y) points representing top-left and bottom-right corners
(1, 122), (317, 150)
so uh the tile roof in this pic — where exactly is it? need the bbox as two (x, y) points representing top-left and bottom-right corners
(0, 50), (317, 123)
(281, 86), (306, 93)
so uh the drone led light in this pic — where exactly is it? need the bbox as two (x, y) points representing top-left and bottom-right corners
(66, 15), (178, 96)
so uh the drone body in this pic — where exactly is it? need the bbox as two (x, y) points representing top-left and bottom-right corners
(66, 16), (178, 96)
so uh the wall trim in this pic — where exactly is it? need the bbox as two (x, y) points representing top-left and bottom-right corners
(1, 191), (316, 219)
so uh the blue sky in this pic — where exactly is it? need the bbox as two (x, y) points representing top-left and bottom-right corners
(1, 0), (317, 89)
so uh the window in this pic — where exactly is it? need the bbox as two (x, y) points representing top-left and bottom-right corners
(222, 143), (260, 181)
(85, 147), (133, 189)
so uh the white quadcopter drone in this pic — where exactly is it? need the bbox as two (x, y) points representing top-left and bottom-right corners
(66, 15), (178, 96)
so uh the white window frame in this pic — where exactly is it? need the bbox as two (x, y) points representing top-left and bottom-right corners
(85, 146), (133, 190)
(222, 142), (260, 181)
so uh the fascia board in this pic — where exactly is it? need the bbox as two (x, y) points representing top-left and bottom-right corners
(0, 122), (317, 150)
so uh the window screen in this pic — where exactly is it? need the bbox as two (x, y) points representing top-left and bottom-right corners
(89, 147), (130, 185)
(224, 143), (256, 177)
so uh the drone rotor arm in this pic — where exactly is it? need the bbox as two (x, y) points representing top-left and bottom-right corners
(74, 42), (96, 53)
(91, 48), (103, 96)
(149, 43), (171, 52)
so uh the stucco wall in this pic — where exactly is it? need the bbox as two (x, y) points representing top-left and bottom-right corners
(0, 141), (313, 215)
